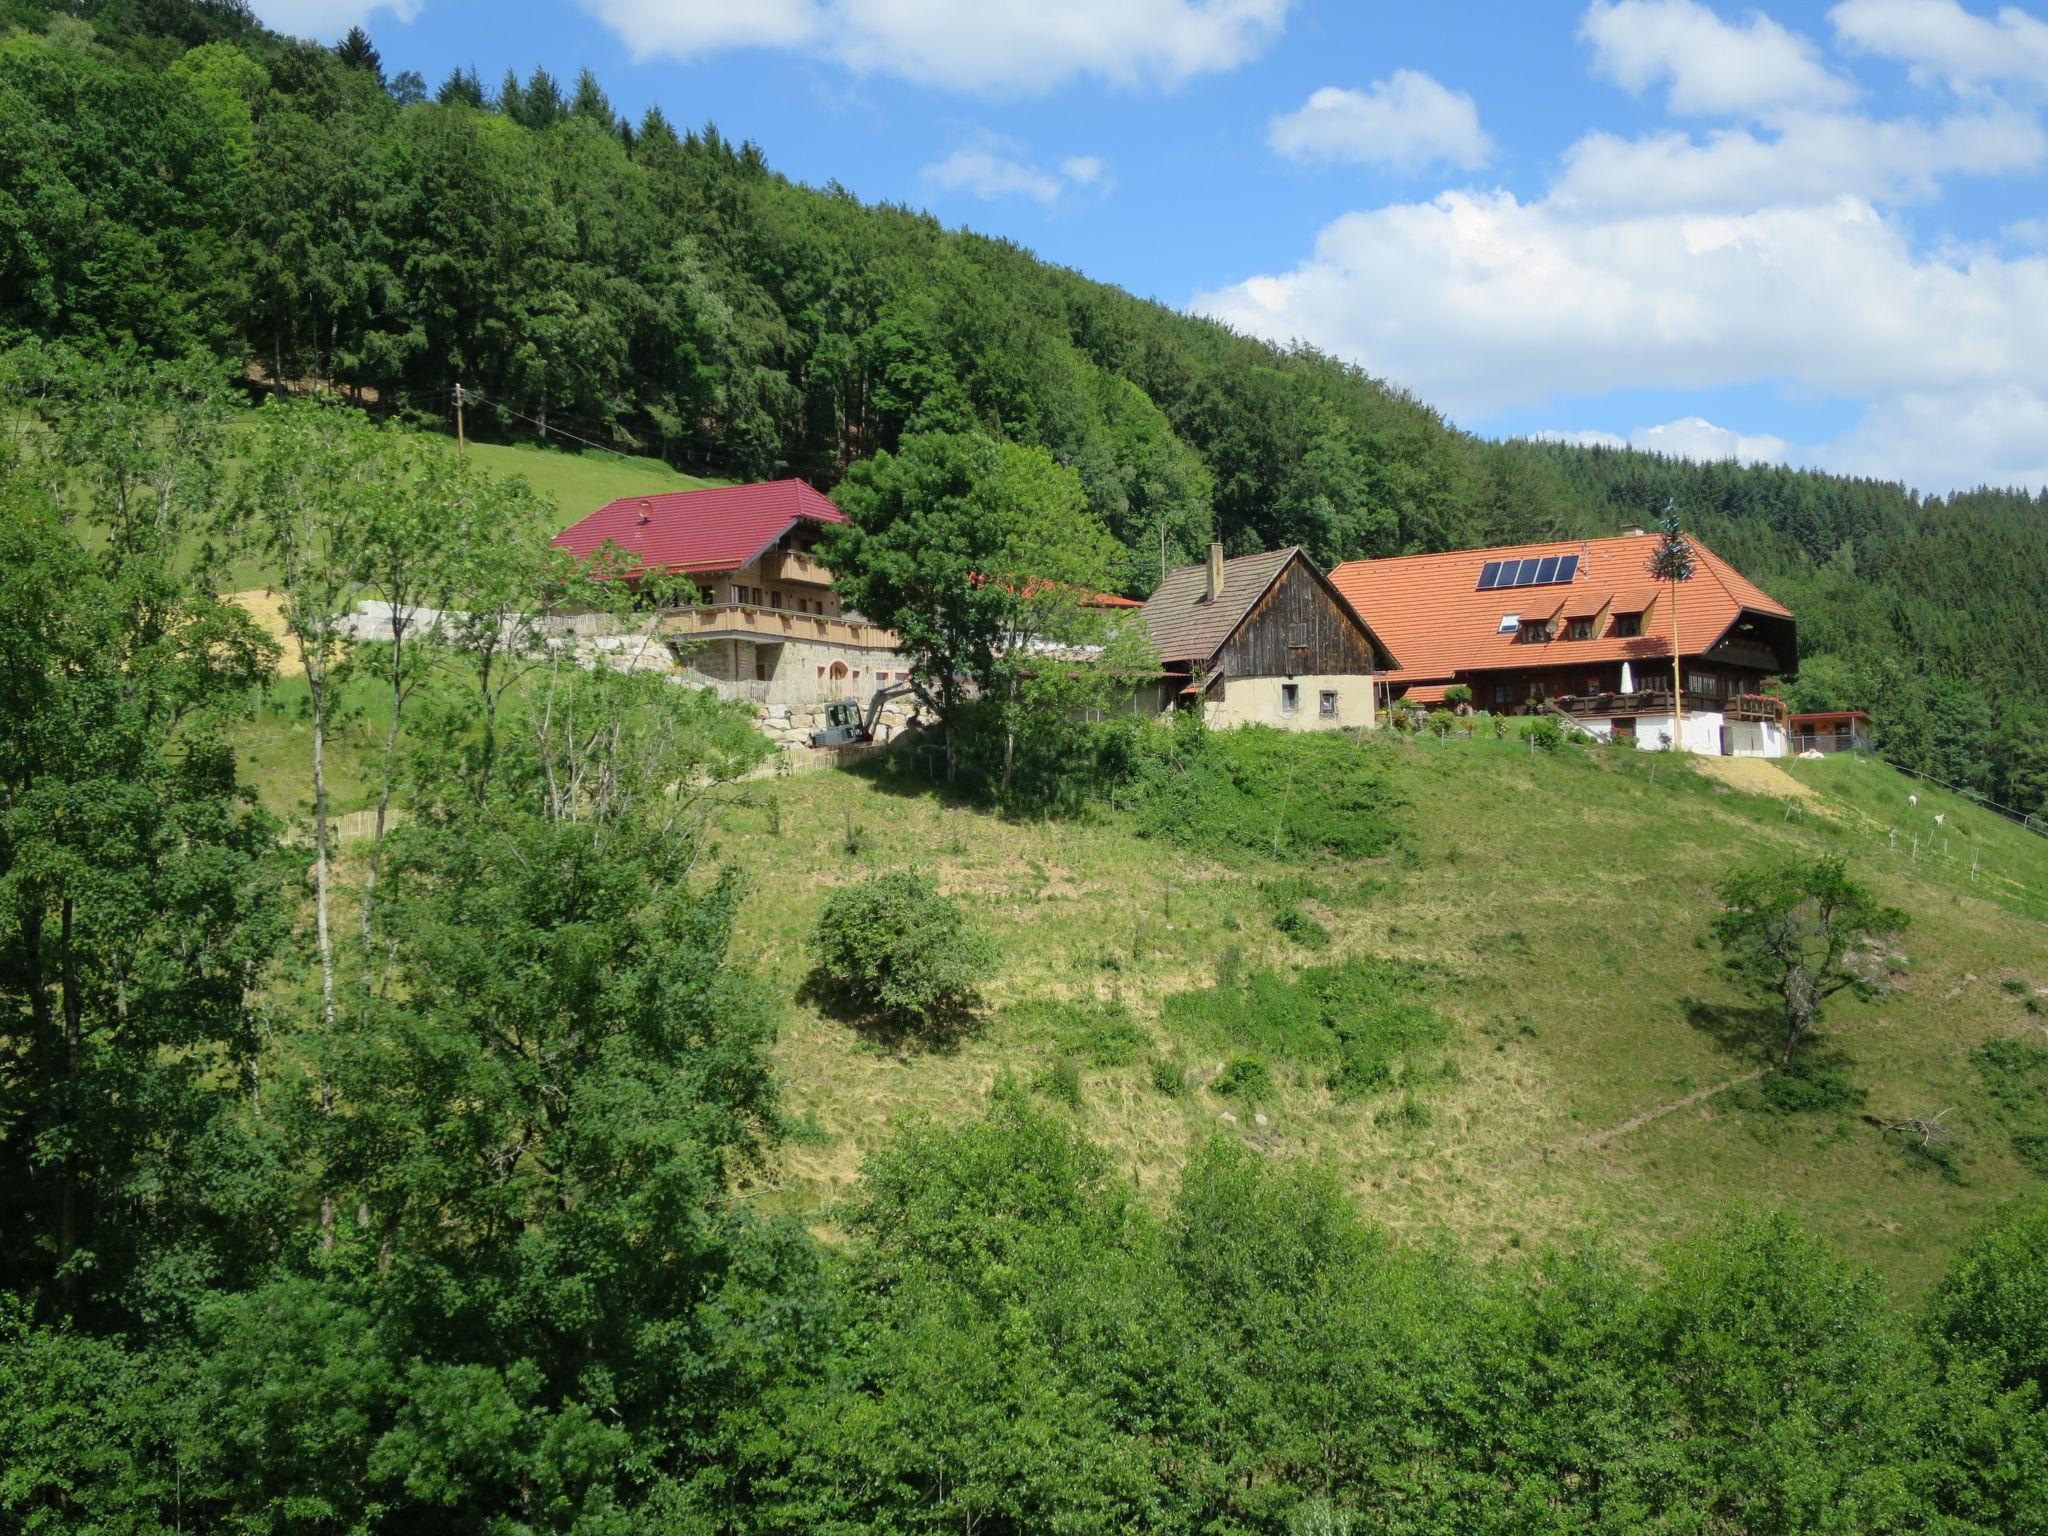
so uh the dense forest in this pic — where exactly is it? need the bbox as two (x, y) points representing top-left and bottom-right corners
(3, 0), (2045, 810)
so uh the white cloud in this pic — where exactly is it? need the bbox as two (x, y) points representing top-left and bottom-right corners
(1632, 415), (1791, 461)
(245, 0), (420, 39)
(1531, 418), (1789, 461)
(579, 0), (1291, 94)
(1269, 72), (1494, 172)
(921, 142), (1110, 204)
(1830, 0), (2048, 87)
(1581, 0), (1855, 115)
(1819, 384), (2048, 488)
(1192, 189), (2048, 488)
(1553, 106), (2045, 209)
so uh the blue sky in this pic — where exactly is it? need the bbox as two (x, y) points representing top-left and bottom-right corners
(251, 0), (2048, 494)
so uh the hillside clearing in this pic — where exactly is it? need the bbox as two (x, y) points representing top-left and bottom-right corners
(690, 734), (2047, 1296)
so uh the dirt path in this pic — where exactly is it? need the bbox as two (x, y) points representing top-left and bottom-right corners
(1539, 1068), (1767, 1159)
(221, 590), (301, 676)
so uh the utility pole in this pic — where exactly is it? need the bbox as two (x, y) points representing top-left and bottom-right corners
(1159, 521), (1167, 585)
(453, 380), (466, 459)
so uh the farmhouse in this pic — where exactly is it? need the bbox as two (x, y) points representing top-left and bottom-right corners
(551, 479), (906, 705)
(1139, 544), (1397, 730)
(1329, 530), (1798, 756)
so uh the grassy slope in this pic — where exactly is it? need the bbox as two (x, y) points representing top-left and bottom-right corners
(214, 427), (723, 589)
(706, 739), (2048, 1299)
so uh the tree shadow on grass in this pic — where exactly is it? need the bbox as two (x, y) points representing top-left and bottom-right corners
(795, 965), (980, 1057)
(1681, 996), (1786, 1068)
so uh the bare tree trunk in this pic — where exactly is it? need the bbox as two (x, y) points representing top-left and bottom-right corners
(58, 897), (80, 1310)
(359, 607), (409, 959)
(308, 660), (336, 1024)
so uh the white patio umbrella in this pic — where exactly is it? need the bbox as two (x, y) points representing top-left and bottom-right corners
(1620, 660), (1634, 692)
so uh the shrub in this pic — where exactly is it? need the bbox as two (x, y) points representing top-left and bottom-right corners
(2014, 1132), (2048, 1177)
(1149, 1050), (1190, 1096)
(1491, 714), (1510, 738)
(1758, 1055), (1865, 1114)
(1034, 1055), (1084, 1108)
(1212, 1056), (1274, 1100)
(1519, 716), (1564, 752)
(811, 871), (995, 1035)
(1442, 684), (1473, 712)
(1164, 958), (1449, 1103)
(1426, 709), (1455, 737)
(1271, 904), (1332, 949)
(1118, 725), (1403, 861)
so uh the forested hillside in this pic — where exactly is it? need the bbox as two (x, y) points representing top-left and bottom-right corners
(2, 0), (2044, 815)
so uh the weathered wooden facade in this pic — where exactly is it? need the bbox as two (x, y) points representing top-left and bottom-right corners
(1139, 545), (1398, 731)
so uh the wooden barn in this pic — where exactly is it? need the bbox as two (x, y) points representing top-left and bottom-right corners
(1138, 544), (1398, 730)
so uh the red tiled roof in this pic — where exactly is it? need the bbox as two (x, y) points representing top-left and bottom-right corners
(551, 479), (845, 575)
(1330, 532), (1792, 686)
(1559, 591), (1608, 620)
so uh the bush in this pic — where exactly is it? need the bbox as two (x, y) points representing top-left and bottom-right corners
(1271, 904), (1332, 949)
(1149, 1050), (1190, 1096)
(1212, 1056), (1274, 1100)
(1118, 724), (1403, 861)
(812, 871), (995, 1035)
(1758, 1054), (1865, 1114)
(1426, 709), (1455, 737)
(1490, 714), (1510, 738)
(1034, 1055), (1084, 1108)
(1442, 684), (1472, 711)
(1519, 716), (1564, 752)
(1164, 958), (1449, 1103)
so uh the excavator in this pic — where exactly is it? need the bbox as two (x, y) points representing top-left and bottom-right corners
(808, 680), (934, 748)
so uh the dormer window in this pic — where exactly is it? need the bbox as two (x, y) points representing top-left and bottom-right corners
(1517, 620), (1554, 644)
(1612, 612), (1642, 638)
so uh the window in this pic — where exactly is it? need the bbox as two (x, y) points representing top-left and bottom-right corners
(1565, 617), (1593, 641)
(770, 590), (783, 609)
(1289, 621), (1309, 647)
(1612, 612), (1642, 638)
(1517, 619), (1554, 644)
(730, 584), (745, 605)
(1319, 690), (1338, 718)
(1281, 683), (1300, 715)
(1498, 614), (1520, 634)
(1494, 683), (1511, 704)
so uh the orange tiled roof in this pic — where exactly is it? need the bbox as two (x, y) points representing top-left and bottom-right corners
(1329, 532), (1792, 686)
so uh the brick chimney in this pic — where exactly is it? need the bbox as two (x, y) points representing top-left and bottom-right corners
(1206, 542), (1225, 603)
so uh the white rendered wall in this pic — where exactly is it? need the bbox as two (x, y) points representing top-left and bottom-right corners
(1206, 674), (1377, 731)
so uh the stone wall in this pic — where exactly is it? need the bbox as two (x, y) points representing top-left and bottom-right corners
(751, 696), (924, 756)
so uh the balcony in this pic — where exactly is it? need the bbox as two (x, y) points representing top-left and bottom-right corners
(759, 550), (834, 586)
(1553, 689), (1785, 723)
(659, 603), (896, 650)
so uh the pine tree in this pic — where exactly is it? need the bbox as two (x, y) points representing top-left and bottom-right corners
(335, 25), (381, 81)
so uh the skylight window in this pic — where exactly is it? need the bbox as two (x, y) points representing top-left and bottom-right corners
(1498, 614), (1520, 633)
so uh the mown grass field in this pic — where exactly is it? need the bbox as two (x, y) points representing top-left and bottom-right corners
(211, 427), (723, 589)
(691, 733), (2048, 1299)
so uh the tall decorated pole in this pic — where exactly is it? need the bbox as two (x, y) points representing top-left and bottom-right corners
(1647, 497), (1696, 750)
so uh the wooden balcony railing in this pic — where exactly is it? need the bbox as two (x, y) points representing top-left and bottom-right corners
(1553, 689), (1785, 723)
(759, 550), (834, 586)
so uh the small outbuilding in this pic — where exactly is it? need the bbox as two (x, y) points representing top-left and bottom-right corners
(1138, 543), (1398, 730)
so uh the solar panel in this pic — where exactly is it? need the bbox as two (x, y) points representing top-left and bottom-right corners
(1478, 552), (1582, 591)
(1534, 555), (1560, 584)
(1476, 560), (1502, 590)
(1515, 557), (1543, 585)
(1557, 554), (1579, 582)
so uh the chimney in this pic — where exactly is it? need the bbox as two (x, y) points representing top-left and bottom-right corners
(1618, 523), (1646, 536)
(1206, 542), (1225, 603)
(636, 498), (652, 526)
